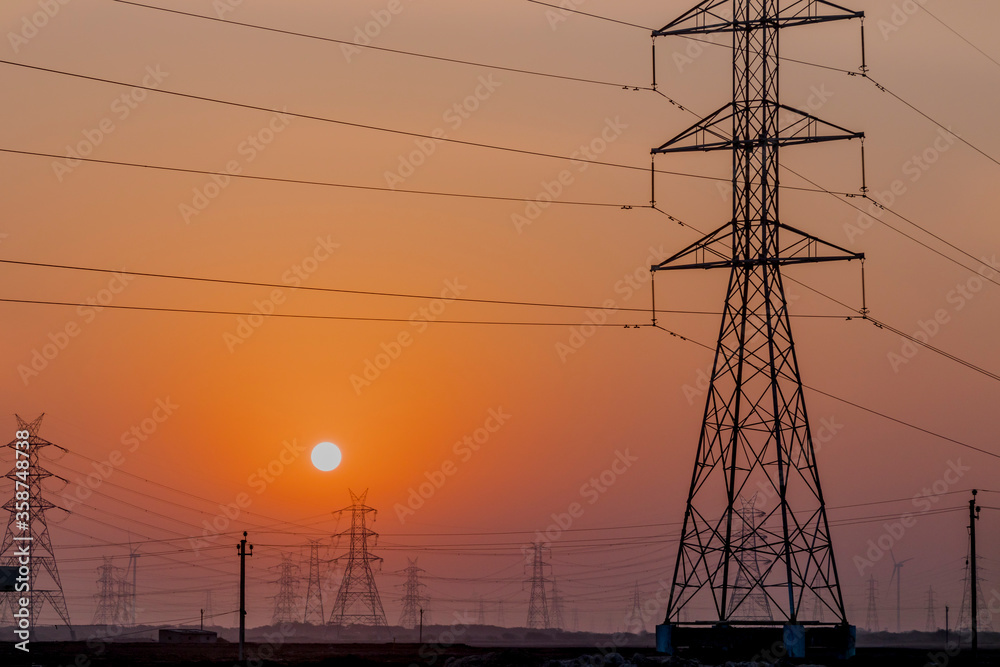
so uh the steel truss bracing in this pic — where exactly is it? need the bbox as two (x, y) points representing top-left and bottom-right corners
(328, 489), (387, 627)
(0, 415), (75, 638)
(525, 542), (552, 629)
(652, 0), (865, 626)
(397, 558), (427, 629)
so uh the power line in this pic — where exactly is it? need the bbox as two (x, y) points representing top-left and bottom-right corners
(522, 0), (653, 31)
(0, 257), (847, 320)
(111, 0), (650, 91)
(917, 5), (1000, 71)
(0, 60), (849, 195)
(649, 326), (1000, 462)
(0, 147), (639, 209)
(0, 296), (651, 326)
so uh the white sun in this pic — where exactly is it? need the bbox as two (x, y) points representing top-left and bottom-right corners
(311, 442), (342, 472)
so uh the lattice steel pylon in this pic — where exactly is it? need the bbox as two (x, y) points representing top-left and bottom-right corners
(624, 583), (644, 633)
(865, 576), (879, 631)
(328, 489), (387, 627)
(727, 494), (772, 621)
(0, 415), (75, 638)
(93, 557), (124, 626)
(525, 542), (551, 629)
(958, 553), (992, 635)
(303, 540), (326, 624)
(550, 577), (565, 630)
(397, 558), (426, 629)
(271, 555), (301, 624)
(925, 586), (936, 632)
(651, 0), (866, 632)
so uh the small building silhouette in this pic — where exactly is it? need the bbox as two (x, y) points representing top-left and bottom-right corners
(158, 628), (217, 643)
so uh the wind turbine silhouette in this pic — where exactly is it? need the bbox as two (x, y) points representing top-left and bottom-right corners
(889, 549), (913, 632)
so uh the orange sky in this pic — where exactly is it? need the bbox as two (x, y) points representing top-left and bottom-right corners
(1, 0), (1000, 633)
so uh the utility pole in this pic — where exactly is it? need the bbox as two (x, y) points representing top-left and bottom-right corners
(418, 608), (423, 643)
(237, 531), (253, 664)
(945, 605), (949, 645)
(970, 489), (979, 658)
(200, 608), (204, 632)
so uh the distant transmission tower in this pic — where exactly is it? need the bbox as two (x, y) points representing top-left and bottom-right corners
(328, 489), (387, 627)
(865, 576), (879, 631)
(497, 600), (505, 627)
(303, 540), (326, 624)
(271, 555), (301, 624)
(204, 590), (214, 626)
(476, 595), (486, 625)
(925, 586), (936, 631)
(0, 415), (75, 637)
(652, 2), (865, 650)
(624, 583), (644, 633)
(959, 553), (992, 634)
(525, 542), (551, 629)
(550, 577), (565, 630)
(93, 557), (124, 626)
(397, 558), (426, 629)
(727, 495), (773, 621)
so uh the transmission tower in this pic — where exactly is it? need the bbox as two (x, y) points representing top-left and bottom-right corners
(271, 555), (301, 624)
(624, 583), (644, 633)
(303, 540), (326, 624)
(476, 595), (486, 625)
(958, 553), (992, 634)
(328, 489), (387, 627)
(550, 577), (565, 630)
(397, 558), (426, 629)
(726, 494), (773, 621)
(497, 600), (505, 627)
(202, 590), (214, 626)
(525, 542), (551, 629)
(865, 576), (879, 631)
(0, 415), (75, 638)
(651, 1), (866, 648)
(925, 586), (936, 631)
(93, 557), (124, 626)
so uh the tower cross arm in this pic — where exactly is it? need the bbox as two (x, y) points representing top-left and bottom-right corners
(654, 0), (862, 37)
